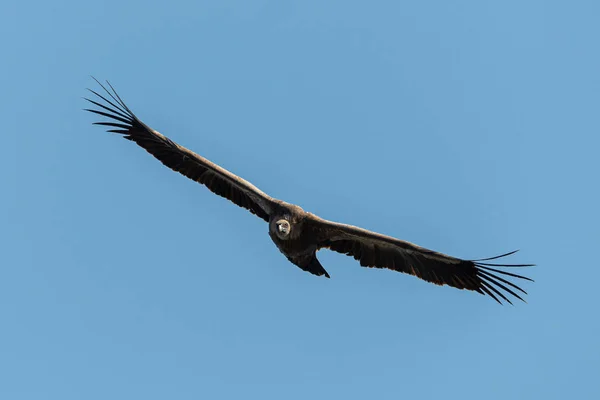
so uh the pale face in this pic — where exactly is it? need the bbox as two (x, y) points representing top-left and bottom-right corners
(275, 219), (291, 239)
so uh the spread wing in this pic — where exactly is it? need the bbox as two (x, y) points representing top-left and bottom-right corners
(308, 215), (534, 304)
(84, 78), (277, 222)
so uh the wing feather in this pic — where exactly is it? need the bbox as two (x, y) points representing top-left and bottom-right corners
(308, 215), (534, 304)
(84, 78), (277, 222)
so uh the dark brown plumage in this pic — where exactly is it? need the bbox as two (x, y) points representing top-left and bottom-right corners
(85, 78), (534, 305)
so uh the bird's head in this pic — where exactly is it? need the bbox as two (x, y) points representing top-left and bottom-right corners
(275, 219), (291, 239)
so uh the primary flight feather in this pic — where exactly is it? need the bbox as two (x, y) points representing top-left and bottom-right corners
(85, 78), (534, 305)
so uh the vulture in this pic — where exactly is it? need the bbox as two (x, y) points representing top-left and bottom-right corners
(85, 78), (534, 305)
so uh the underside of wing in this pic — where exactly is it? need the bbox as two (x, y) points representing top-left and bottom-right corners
(84, 78), (276, 222)
(309, 216), (534, 304)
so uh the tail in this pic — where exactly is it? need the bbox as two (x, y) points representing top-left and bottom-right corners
(288, 253), (330, 278)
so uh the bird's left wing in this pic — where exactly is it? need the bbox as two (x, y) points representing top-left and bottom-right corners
(84, 79), (278, 222)
(307, 214), (534, 304)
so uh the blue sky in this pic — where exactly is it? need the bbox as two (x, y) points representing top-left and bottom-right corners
(2, 0), (599, 399)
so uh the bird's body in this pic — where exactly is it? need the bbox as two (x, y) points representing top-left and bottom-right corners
(267, 204), (330, 278)
(85, 78), (534, 304)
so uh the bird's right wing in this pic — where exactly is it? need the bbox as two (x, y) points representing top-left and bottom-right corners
(85, 78), (278, 222)
(307, 214), (534, 304)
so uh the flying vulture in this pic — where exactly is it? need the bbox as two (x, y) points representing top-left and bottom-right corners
(85, 78), (534, 305)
